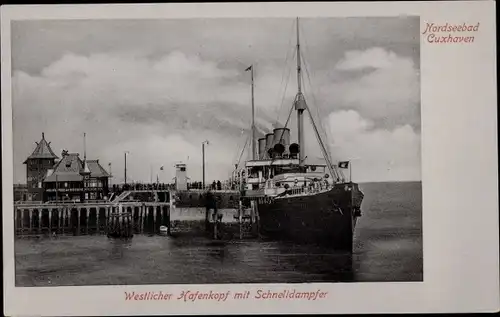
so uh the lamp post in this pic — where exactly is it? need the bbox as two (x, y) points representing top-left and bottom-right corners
(124, 151), (129, 186)
(202, 140), (209, 189)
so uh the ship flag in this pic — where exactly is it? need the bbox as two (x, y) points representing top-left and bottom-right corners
(160, 166), (164, 170)
(338, 161), (349, 169)
(245, 65), (252, 71)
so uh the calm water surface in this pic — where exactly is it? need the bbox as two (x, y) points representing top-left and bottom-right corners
(15, 182), (423, 286)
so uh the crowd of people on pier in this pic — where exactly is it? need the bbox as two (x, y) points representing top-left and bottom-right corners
(109, 180), (232, 195)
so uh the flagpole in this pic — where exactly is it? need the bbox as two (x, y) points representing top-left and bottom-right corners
(108, 163), (112, 187)
(350, 161), (352, 183)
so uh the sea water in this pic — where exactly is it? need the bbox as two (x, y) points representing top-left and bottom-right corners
(14, 182), (423, 286)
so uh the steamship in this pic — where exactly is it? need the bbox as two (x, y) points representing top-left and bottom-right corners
(239, 18), (364, 252)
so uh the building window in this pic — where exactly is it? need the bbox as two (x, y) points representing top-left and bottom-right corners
(64, 182), (68, 188)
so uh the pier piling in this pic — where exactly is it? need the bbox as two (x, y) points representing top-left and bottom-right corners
(96, 209), (100, 234)
(38, 210), (41, 233)
(239, 200), (243, 240)
(77, 208), (81, 235)
(29, 209), (32, 231)
(85, 209), (89, 235)
(20, 210), (24, 234)
(14, 200), (170, 237)
(130, 207), (134, 232)
(13, 189), (257, 240)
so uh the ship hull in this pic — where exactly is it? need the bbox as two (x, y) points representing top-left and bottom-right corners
(255, 183), (362, 252)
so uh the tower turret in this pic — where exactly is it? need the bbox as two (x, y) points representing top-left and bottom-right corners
(23, 132), (58, 201)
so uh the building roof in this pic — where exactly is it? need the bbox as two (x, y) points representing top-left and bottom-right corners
(44, 153), (83, 182)
(24, 132), (59, 163)
(87, 160), (110, 178)
(43, 153), (110, 183)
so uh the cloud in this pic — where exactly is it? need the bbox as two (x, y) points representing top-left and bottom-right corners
(335, 47), (404, 70)
(12, 50), (280, 183)
(310, 47), (421, 130)
(12, 45), (420, 183)
(326, 110), (421, 182)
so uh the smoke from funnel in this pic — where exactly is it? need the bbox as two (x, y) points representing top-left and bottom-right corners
(273, 121), (285, 129)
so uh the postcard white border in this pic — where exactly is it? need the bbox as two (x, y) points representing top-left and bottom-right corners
(2, 1), (499, 315)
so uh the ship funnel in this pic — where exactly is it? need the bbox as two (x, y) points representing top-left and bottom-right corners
(265, 133), (274, 156)
(289, 143), (300, 159)
(258, 138), (267, 159)
(272, 128), (290, 158)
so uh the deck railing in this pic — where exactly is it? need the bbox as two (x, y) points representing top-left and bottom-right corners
(276, 181), (332, 198)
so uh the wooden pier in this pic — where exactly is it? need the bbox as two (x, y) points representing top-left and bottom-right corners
(205, 200), (259, 240)
(14, 201), (171, 237)
(14, 190), (258, 240)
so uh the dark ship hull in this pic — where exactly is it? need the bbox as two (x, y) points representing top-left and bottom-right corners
(255, 183), (363, 252)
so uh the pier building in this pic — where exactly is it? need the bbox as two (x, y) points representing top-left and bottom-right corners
(23, 133), (59, 201)
(43, 152), (110, 202)
(22, 133), (110, 202)
(175, 163), (188, 191)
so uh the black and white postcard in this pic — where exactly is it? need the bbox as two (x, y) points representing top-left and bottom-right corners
(2, 1), (498, 315)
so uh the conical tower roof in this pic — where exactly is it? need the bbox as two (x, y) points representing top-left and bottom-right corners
(81, 159), (91, 176)
(24, 132), (59, 163)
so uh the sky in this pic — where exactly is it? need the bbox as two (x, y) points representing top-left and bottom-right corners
(11, 17), (421, 184)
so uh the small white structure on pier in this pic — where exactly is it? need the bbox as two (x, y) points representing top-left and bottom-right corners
(175, 163), (187, 191)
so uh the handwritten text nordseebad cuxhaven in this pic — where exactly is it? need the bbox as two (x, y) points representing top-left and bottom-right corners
(422, 22), (480, 43)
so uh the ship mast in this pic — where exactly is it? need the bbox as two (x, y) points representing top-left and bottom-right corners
(293, 18), (340, 181)
(295, 17), (306, 167)
(245, 65), (257, 160)
(251, 65), (256, 160)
